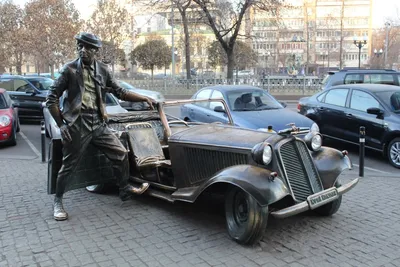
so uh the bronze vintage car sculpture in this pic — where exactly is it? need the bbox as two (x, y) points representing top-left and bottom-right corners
(47, 98), (359, 245)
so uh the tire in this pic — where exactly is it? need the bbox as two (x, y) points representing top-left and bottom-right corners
(8, 125), (17, 146)
(86, 184), (106, 193)
(387, 138), (400, 168)
(314, 182), (342, 216)
(225, 187), (269, 245)
(16, 119), (20, 133)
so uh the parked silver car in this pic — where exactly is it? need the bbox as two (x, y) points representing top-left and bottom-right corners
(117, 80), (165, 110)
(43, 93), (127, 139)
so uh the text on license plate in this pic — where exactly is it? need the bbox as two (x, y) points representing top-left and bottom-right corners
(307, 188), (339, 209)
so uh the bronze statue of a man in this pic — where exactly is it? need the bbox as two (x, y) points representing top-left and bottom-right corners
(46, 32), (154, 221)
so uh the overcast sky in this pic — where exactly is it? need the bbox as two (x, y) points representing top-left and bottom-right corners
(11, 0), (400, 28)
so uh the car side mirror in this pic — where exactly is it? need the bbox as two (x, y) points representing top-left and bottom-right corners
(367, 107), (384, 116)
(214, 106), (225, 113)
(280, 101), (287, 108)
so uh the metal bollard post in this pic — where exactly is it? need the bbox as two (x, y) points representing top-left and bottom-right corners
(359, 126), (365, 177)
(41, 120), (46, 163)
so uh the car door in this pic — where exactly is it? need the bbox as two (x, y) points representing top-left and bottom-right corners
(346, 89), (386, 149)
(11, 78), (42, 119)
(181, 89), (212, 122)
(318, 88), (350, 140)
(207, 90), (230, 124)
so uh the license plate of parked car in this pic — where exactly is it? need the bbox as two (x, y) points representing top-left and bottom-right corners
(307, 188), (339, 209)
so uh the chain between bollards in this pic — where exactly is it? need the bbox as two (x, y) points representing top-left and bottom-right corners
(359, 126), (365, 177)
(41, 120), (46, 163)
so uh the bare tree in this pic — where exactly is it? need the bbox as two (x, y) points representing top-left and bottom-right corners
(0, 1), (27, 74)
(24, 0), (82, 77)
(86, 0), (130, 73)
(193, 0), (285, 80)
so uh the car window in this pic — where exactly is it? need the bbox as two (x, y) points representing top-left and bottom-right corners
(195, 89), (211, 108)
(324, 89), (349, 107)
(344, 74), (363, 84)
(0, 78), (14, 91)
(227, 90), (282, 111)
(0, 94), (7, 109)
(14, 79), (35, 93)
(350, 90), (381, 112)
(364, 74), (395, 85)
(210, 90), (224, 110)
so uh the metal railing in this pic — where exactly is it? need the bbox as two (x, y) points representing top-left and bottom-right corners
(121, 76), (324, 96)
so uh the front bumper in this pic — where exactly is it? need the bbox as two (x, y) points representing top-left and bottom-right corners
(270, 178), (359, 219)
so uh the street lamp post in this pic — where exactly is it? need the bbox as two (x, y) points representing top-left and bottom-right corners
(384, 22), (391, 68)
(353, 35), (367, 69)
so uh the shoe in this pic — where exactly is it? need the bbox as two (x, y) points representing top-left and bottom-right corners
(53, 197), (68, 221)
(119, 183), (150, 201)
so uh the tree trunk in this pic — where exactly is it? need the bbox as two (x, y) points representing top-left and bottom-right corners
(16, 52), (23, 75)
(181, 12), (191, 80)
(50, 64), (55, 79)
(226, 48), (235, 81)
(339, 0), (344, 69)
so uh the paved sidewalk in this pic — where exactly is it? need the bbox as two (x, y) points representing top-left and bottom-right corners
(1, 157), (399, 267)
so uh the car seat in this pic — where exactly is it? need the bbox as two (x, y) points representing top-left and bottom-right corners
(234, 93), (256, 110)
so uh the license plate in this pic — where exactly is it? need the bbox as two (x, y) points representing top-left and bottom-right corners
(307, 188), (339, 210)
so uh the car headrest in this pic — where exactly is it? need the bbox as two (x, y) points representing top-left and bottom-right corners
(241, 93), (253, 104)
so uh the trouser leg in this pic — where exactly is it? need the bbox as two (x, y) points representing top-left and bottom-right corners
(55, 123), (92, 197)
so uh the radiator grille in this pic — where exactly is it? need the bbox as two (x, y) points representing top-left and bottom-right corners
(279, 140), (322, 202)
(184, 147), (248, 184)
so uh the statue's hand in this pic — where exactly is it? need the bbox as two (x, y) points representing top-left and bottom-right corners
(60, 125), (72, 142)
(145, 97), (157, 110)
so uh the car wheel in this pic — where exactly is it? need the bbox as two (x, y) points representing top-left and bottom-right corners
(86, 184), (106, 193)
(314, 182), (342, 216)
(225, 187), (268, 245)
(387, 138), (400, 168)
(8, 125), (17, 146)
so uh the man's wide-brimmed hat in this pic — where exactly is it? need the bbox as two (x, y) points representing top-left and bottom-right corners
(75, 32), (102, 48)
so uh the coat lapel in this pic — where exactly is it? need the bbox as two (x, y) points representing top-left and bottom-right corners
(76, 58), (84, 94)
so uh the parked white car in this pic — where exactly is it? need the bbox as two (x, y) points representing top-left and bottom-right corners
(43, 93), (128, 139)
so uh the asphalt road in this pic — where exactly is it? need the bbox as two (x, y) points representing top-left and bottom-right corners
(2, 104), (397, 177)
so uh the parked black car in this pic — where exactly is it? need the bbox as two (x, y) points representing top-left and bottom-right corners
(298, 84), (400, 168)
(0, 75), (53, 120)
(320, 69), (400, 90)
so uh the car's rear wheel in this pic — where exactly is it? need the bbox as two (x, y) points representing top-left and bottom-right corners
(225, 187), (268, 245)
(16, 119), (20, 133)
(314, 182), (342, 216)
(86, 184), (106, 193)
(387, 138), (400, 168)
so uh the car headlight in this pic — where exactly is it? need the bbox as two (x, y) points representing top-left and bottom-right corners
(305, 132), (322, 151)
(252, 143), (273, 165)
(0, 115), (11, 127)
(311, 123), (319, 133)
(262, 145), (273, 164)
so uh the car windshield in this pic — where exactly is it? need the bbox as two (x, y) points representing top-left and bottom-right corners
(375, 91), (400, 113)
(227, 90), (283, 111)
(0, 94), (7, 109)
(27, 78), (53, 90)
(320, 73), (332, 86)
(118, 81), (135, 90)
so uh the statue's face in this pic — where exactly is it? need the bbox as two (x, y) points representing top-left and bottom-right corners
(77, 42), (97, 65)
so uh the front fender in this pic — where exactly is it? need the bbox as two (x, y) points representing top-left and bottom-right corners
(311, 146), (352, 189)
(171, 165), (290, 207)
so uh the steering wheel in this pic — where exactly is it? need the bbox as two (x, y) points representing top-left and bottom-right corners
(168, 120), (189, 127)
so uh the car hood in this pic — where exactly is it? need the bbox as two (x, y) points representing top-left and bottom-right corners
(0, 108), (12, 117)
(231, 108), (314, 131)
(169, 123), (273, 149)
